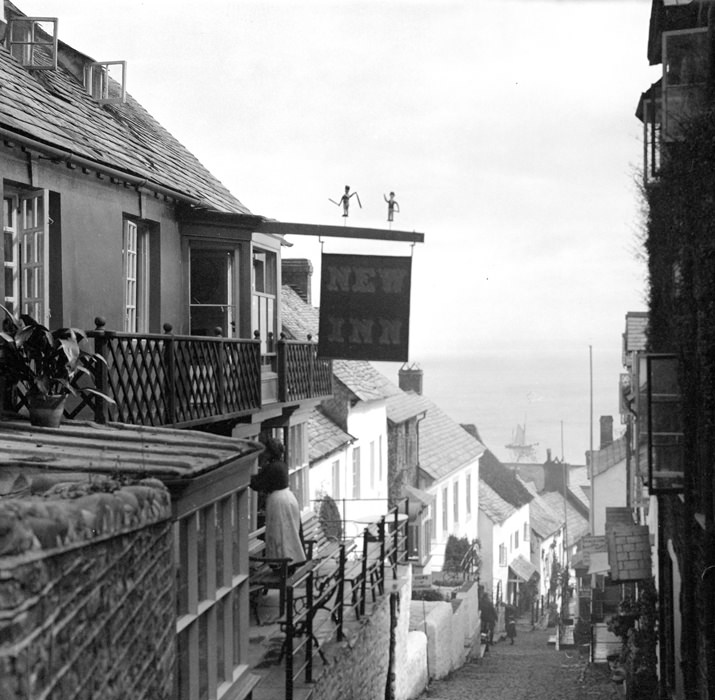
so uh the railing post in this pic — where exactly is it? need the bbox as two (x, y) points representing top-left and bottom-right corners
(163, 323), (176, 425)
(307, 334), (315, 398)
(337, 544), (346, 641)
(277, 333), (287, 401)
(92, 317), (110, 424)
(360, 528), (369, 617)
(379, 517), (386, 590)
(285, 584), (295, 700)
(305, 568), (315, 684)
(214, 329), (226, 416)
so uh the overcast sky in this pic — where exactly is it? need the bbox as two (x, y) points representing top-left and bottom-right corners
(19, 0), (660, 460)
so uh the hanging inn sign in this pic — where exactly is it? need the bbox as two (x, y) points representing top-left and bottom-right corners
(245, 210), (424, 363)
(318, 253), (412, 362)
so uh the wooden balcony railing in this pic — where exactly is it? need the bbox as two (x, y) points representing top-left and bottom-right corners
(5, 320), (333, 429)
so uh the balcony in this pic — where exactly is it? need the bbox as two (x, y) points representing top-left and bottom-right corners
(6, 319), (333, 430)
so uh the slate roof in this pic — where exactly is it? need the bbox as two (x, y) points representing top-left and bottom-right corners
(307, 408), (354, 463)
(385, 391), (430, 424)
(281, 285), (319, 341)
(480, 449), (532, 508)
(593, 435), (627, 477)
(529, 492), (564, 539)
(419, 397), (484, 481)
(539, 490), (590, 548)
(0, 4), (248, 213)
(479, 480), (516, 525)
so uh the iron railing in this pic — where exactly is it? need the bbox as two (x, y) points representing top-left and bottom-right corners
(277, 500), (410, 699)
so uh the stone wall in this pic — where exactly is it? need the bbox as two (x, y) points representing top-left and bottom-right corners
(0, 477), (174, 700)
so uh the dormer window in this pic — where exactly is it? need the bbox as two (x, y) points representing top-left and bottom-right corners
(84, 61), (127, 104)
(7, 17), (58, 70)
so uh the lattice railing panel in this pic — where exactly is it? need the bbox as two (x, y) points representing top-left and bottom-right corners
(279, 341), (332, 402)
(102, 337), (168, 425)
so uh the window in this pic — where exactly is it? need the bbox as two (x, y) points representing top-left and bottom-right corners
(370, 441), (375, 489)
(332, 460), (340, 499)
(352, 447), (361, 499)
(499, 543), (507, 567)
(252, 248), (277, 354)
(190, 246), (235, 336)
(514, 530), (519, 550)
(378, 435), (383, 481)
(85, 61), (126, 104)
(453, 481), (459, 523)
(524, 522), (529, 542)
(466, 474), (471, 517)
(662, 28), (709, 141)
(442, 487), (448, 533)
(123, 220), (150, 333)
(643, 354), (684, 493)
(3, 189), (50, 325)
(8, 17), (58, 70)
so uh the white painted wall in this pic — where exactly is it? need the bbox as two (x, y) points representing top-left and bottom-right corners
(427, 457), (480, 572)
(592, 458), (627, 535)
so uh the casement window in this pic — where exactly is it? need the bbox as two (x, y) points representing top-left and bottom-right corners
(499, 543), (507, 567)
(662, 28), (708, 141)
(252, 248), (277, 354)
(514, 530), (519, 550)
(123, 219), (150, 333)
(640, 353), (684, 494)
(351, 446), (361, 499)
(7, 17), (58, 70)
(370, 441), (376, 489)
(332, 460), (340, 499)
(189, 246), (236, 337)
(3, 189), (50, 326)
(442, 487), (448, 533)
(378, 435), (383, 481)
(453, 481), (459, 523)
(466, 474), (471, 517)
(84, 61), (126, 104)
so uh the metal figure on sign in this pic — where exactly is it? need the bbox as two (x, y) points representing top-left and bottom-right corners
(329, 185), (362, 217)
(384, 191), (400, 223)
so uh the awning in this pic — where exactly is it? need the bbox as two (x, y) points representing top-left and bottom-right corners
(404, 485), (434, 518)
(509, 554), (539, 582)
(587, 551), (611, 575)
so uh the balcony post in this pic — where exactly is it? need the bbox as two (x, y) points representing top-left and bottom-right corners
(163, 323), (176, 425)
(277, 333), (287, 401)
(92, 317), (110, 424)
(213, 326), (226, 415)
(307, 334), (315, 398)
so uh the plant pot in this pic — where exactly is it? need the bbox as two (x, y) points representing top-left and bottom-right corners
(28, 393), (67, 428)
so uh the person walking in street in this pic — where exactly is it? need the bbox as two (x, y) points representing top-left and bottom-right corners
(504, 602), (518, 644)
(480, 593), (497, 650)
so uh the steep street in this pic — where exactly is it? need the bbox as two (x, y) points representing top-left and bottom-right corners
(418, 617), (622, 700)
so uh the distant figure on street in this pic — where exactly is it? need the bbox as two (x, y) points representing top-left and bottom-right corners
(504, 602), (518, 644)
(480, 593), (498, 649)
(250, 437), (306, 571)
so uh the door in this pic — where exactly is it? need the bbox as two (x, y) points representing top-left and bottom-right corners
(189, 247), (235, 337)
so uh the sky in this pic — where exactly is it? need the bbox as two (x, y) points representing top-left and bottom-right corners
(18, 0), (660, 462)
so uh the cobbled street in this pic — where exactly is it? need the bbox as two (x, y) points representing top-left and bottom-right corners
(418, 617), (622, 700)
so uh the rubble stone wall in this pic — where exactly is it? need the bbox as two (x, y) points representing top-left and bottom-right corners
(0, 478), (175, 700)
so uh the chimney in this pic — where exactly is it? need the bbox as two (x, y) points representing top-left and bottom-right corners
(282, 258), (313, 304)
(600, 415), (613, 449)
(398, 363), (423, 395)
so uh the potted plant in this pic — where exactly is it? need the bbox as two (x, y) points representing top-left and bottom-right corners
(0, 305), (114, 427)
